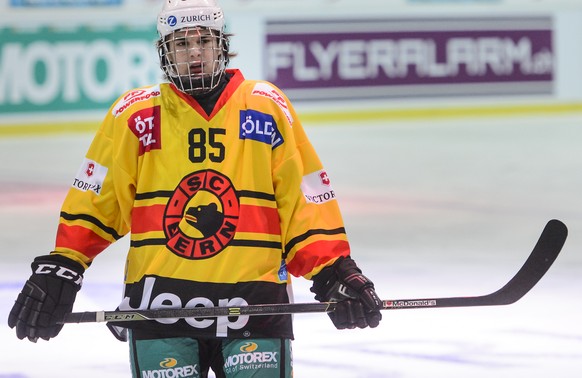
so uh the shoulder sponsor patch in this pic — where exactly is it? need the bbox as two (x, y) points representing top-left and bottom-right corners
(239, 109), (284, 148)
(251, 82), (294, 126)
(112, 86), (162, 117)
(72, 158), (108, 195)
(128, 105), (162, 155)
(300, 169), (336, 204)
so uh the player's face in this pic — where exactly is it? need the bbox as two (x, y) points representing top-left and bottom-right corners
(167, 27), (220, 77)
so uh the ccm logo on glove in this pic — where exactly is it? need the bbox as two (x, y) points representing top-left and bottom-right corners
(34, 263), (83, 286)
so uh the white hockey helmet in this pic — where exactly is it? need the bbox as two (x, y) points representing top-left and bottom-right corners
(158, 0), (225, 38)
(157, 0), (229, 95)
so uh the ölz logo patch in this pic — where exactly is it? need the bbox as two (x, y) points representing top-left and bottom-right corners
(128, 106), (162, 155)
(239, 109), (284, 148)
(73, 158), (108, 195)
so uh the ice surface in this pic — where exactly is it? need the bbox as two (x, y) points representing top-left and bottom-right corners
(1, 114), (581, 377)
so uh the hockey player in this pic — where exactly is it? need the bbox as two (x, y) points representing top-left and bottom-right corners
(8, 0), (382, 377)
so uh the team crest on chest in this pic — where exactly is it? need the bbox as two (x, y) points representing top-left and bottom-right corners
(163, 170), (240, 259)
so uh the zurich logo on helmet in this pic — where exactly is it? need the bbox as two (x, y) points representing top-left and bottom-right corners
(167, 15), (177, 27)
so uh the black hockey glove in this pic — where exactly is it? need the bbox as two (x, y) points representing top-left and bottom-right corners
(311, 256), (382, 330)
(8, 254), (84, 342)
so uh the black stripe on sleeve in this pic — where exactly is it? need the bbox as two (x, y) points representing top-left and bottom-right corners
(283, 227), (347, 259)
(60, 211), (124, 240)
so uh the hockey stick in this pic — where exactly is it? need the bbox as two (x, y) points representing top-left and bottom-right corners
(63, 219), (567, 324)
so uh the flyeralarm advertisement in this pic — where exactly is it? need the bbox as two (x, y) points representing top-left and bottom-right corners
(265, 17), (554, 101)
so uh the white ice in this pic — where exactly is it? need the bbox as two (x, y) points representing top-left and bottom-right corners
(1, 114), (581, 377)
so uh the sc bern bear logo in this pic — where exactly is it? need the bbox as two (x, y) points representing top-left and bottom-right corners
(184, 203), (224, 237)
(163, 170), (240, 259)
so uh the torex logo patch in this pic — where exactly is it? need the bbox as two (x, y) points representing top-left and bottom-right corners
(300, 169), (336, 204)
(72, 158), (108, 195)
(239, 109), (283, 148)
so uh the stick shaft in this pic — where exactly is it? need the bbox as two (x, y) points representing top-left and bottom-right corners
(63, 219), (567, 324)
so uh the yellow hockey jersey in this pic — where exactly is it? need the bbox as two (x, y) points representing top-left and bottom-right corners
(54, 69), (351, 339)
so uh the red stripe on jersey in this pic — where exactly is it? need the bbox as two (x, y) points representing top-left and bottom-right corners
(131, 204), (280, 235)
(238, 205), (281, 234)
(132, 204), (165, 234)
(287, 240), (350, 277)
(55, 224), (112, 259)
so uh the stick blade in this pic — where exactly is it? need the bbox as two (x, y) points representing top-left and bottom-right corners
(486, 219), (567, 305)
